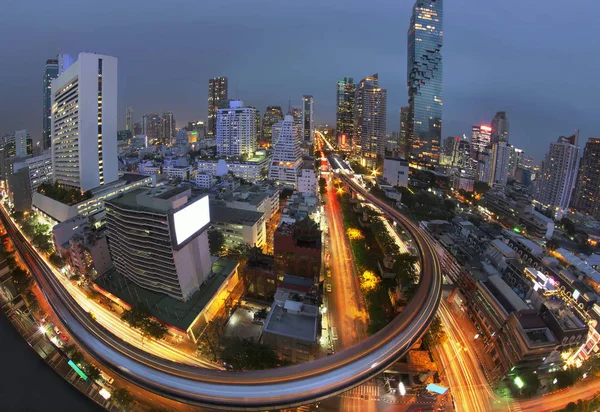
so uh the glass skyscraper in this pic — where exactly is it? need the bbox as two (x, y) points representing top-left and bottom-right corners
(336, 77), (355, 149)
(407, 0), (443, 169)
(43, 59), (59, 150)
(208, 76), (228, 137)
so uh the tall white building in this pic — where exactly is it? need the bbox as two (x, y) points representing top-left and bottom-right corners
(302, 95), (314, 143)
(216, 100), (257, 157)
(489, 142), (510, 188)
(534, 132), (580, 220)
(272, 120), (283, 147)
(269, 115), (302, 186)
(106, 187), (212, 301)
(51, 53), (118, 192)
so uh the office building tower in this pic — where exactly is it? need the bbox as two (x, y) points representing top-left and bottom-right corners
(262, 106), (284, 144)
(407, 0), (443, 168)
(572, 138), (600, 219)
(51, 53), (118, 191)
(125, 106), (134, 132)
(521, 156), (535, 170)
(302, 95), (314, 143)
(534, 132), (580, 219)
(292, 106), (303, 137)
(355, 74), (387, 167)
(43, 59), (59, 150)
(399, 106), (410, 158)
(491, 111), (509, 144)
(508, 146), (523, 177)
(142, 113), (162, 142)
(272, 121), (283, 147)
(133, 122), (142, 136)
(208, 76), (228, 137)
(106, 187), (212, 301)
(471, 125), (492, 160)
(162, 111), (176, 141)
(253, 108), (262, 140)
(439, 135), (455, 166)
(336, 77), (355, 148)
(452, 136), (475, 173)
(476, 149), (492, 183)
(216, 100), (257, 157)
(268, 115), (302, 186)
(489, 142), (510, 187)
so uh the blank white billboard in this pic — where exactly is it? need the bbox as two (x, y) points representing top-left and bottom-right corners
(173, 196), (210, 245)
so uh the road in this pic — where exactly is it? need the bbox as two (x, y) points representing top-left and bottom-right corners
(519, 378), (600, 412)
(1, 173), (442, 411)
(324, 165), (368, 349)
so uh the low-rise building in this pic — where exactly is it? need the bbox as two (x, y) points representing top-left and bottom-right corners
(195, 172), (216, 189)
(7, 152), (53, 211)
(274, 218), (321, 284)
(197, 154), (271, 182)
(297, 163), (317, 195)
(280, 191), (319, 224)
(383, 157), (409, 187)
(210, 205), (266, 250)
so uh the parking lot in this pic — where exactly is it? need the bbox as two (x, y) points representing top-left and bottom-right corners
(223, 304), (268, 341)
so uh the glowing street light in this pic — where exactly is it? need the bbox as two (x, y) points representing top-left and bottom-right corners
(514, 376), (525, 389)
(398, 381), (406, 396)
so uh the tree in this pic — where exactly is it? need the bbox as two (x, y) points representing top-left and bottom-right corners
(393, 253), (418, 284)
(197, 321), (222, 362)
(11, 210), (25, 223)
(360, 270), (381, 293)
(474, 181), (491, 195)
(83, 363), (101, 382)
(208, 229), (225, 256)
(63, 344), (85, 364)
(547, 238), (560, 251)
(121, 306), (149, 329)
(318, 177), (327, 196)
(23, 289), (40, 314)
(221, 337), (280, 370)
(48, 252), (66, 268)
(112, 388), (134, 408)
(422, 315), (446, 349)
(560, 218), (577, 236)
(33, 233), (54, 253)
(554, 367), (579, 389)
(141, 319), (169, 340)
(11, 267), (32, 293)
(346, 228), (364, 241)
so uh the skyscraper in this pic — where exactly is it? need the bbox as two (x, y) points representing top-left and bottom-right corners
(491, 111), (509, 144)
(471, 125), (492, 160)
(208, 76), (228, 137)
(292, 106), (303, 137)
(534, 132), (580, 219)
(216, 100), (256, 157)
(268, 115), (302, 186)
(162, 111), (176, 141)
(399, 106), (410, 158)
(302, 95), (314, 143)
(336, 77), (355, 148)
(125, 106), (134, 132)
(407, 0), (443, 168)
(355, 74), (387, 167)
(142, 113), (162, 142)
(489, 142), (510, 187)
(51, 53), (118, 191)
(262, 106), (284, 144)
(508, 146), (523, 177)
(43, 59), (59, 150)
(572, 138), (600, 219)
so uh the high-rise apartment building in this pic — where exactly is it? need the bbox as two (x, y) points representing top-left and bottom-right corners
(508, 146), (523, 177)
(452, 136), (476, 175)
(407, 0), (443, 169)
(208, 76), (228, 137)
(262, 106), (284, 144)
(489, 142), (510, 188)
(106, 187), (212, 301)
(162, 111), (176, 141)
(491, 111), (509, 144)
(336, 77), (355, 148)
(268, 115), (302, 186)
(534, 132), (580, 219)
(572, 138), (600, 219)
(216, 100), (257, 157)
(43, 59), (59, 150)
(471, 125), (492, 160)
(125, 106), (134, 132)
(355, 74), (387, 167)
(51, 53), (118, 191)
(399, 106), (410, 158)
(302, 95), (314, 143)
(142, 113), (162, 142)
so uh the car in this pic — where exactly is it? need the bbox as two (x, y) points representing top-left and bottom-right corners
(59, 333), (69, 342)
(326, 284), (332, 293)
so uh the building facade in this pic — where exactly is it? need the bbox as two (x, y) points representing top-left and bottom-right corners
(534, 133), (580, 219)
(508, 146), (523, 177)
(489, 142), (510, 188)
(162, 111), (176, 142)
(383, 157), (409, 187)
(274, 219), (322, 284)
(471, 125), (492, 160)
(262, 106), (284, 145)
(51, 53), (118, 191)
(208, 76), (228, 137)
(106, 187), (212, 301)
(407, 0), (443, 168)
(268, 115), (302, 186)
(491, 111), (509, 145)
(216, 101), (257, 157)
(572, 138), (600, 219)
(43, 59), (59, 150)
(302, 95), (314, 143)
(125, 106), (134, 132)
(336, 77), (355, 148)
(355, 74), (387, 167)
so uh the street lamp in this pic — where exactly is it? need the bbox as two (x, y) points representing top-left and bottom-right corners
(398, 381), (406, 396)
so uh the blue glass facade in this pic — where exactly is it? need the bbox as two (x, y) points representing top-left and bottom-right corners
(43, 59), (59, 150)
(407, 0), (443, 168)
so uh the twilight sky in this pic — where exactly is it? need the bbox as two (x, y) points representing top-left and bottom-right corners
(1, 0), (598, 161)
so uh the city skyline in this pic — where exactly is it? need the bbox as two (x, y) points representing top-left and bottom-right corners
(1, 0), (599, 162)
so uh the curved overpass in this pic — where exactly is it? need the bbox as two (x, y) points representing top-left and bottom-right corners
(0, 184), (442, 411)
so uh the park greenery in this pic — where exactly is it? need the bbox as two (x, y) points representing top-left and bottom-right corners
(220, 337), (282, 370)
(398, 188), (456, 221)
(208, 229), (225, 256)
(121, 305), (169, 341)
(13, 213), (54, 254)
(38, 182), (92, 206)
(318, 177), (327, 196)
(422, 315), (446, 349)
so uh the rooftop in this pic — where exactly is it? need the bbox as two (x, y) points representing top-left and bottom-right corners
(94, 259), (237, 331)
(263, 301), (319, 343)
(483, 274), (529, 313)
(210, 204), (264, 226)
